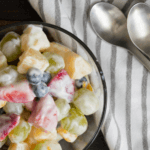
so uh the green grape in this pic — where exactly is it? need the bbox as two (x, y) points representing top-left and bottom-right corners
(55, 99), (70, 121)
(8, 118), (31, 143)
(0, 31), (22, 62)
(61, 104), (88, 136)
(0, 32), (19, 48)
(3, 102), (24, 115)
(0, 65), (19, 86)
(34, 140), (62, 150)
(43, 52), (65, 74)
(0, 51), (7, 71)
(0, 136), (8, 148)
(73, 88), (99, 115)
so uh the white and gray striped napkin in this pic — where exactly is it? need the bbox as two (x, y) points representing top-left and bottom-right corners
(28, 0), (150, 150)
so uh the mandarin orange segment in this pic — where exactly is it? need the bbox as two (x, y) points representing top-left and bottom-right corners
(82, 82), (87, 88)
(86, 83), (93, 91)
(57, 127), (77, 143)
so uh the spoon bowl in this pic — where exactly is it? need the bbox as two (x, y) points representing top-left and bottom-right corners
(89, 2), (150, 71)
(89, 2), (128, 48)
(127, 3), (150, 58)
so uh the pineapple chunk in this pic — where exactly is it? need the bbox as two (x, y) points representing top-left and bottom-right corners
(56, 133), (63, 142)
(0, 100), (7, 108)
(32, 126), (57, 142)
(17, 49), (49, 74)
(21, 25), (50, 52)
(8, 142), (29, 150)
(45, 42), (92, 79)
(24, 126), (37, 150)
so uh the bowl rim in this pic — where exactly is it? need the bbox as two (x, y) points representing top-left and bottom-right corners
(0, 21), (107, 150)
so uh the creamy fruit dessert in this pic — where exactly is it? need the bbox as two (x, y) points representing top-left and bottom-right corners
(0, 25), (100, 150)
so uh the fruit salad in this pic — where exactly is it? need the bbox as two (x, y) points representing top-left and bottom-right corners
(0, 24), (100, 150)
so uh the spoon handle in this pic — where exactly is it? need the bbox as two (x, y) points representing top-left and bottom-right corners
(126, 39), (150, 71)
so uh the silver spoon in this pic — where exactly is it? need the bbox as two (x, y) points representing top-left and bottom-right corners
(89, 2), (150, 71)
(127, 3), (150, 59)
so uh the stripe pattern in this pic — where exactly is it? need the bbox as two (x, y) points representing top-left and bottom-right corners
(29, 0), (150, 149)
(126, 53), (132, 150)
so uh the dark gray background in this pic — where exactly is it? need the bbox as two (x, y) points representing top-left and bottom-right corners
(0, 0), (109, 149)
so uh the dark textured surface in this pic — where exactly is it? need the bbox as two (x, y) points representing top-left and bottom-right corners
(0, 0), (109, 150)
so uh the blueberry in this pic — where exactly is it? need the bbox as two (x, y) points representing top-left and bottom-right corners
(75, 77), (88, 88)
(41, 72), (51, 84)
(26, 68), (43, 85)
(32, 82), (49, 98)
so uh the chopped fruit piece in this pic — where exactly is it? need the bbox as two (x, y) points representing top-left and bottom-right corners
(56, 133), (63, 142)
(21, 25), (50, 52)
(43, 52), (65, 74)
(55, 99), (70, 121)
(0, 136), (7, 148)
(0, 114), (20, 141)
(48, 69), (75, 103)
(0, 100), (7, 108)
(33, 140), (62, 150)
(57, 127), (77, 143)
(41, 71), (51, 84)
(86, 83), (93, 91)
(0, 31), (22, 62)
(24, 100), (37, 112)
(17, 48), (49, 74)
(82, 82), (86, 88)
(0, 51), (7, 71)
(32, 82), (49, 98)
(73, 88), (99, 115)
(3, 102), (24, 115)
(75, 77), (88, 88)
(26, 67), (42, 85)
(61, 104), (88, 136)
(32, 126), (57, 142)
(8, 118), (31, 143)
(45, 42), (92, 79)
(0, 65), (18, 86)
(24, 126), (37, 149)
(8, 142), (29, 150)
(28, 94), (58, 132)
(0, 80), (35, 103)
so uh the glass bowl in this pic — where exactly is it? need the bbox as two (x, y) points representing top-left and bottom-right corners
(0, 21), (107, 150)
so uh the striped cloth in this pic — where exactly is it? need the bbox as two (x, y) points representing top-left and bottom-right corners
(29, 0), (150, 150)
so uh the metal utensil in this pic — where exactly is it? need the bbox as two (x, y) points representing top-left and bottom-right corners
(127, 3), (150, 59)
(89, 2), (150, 71)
